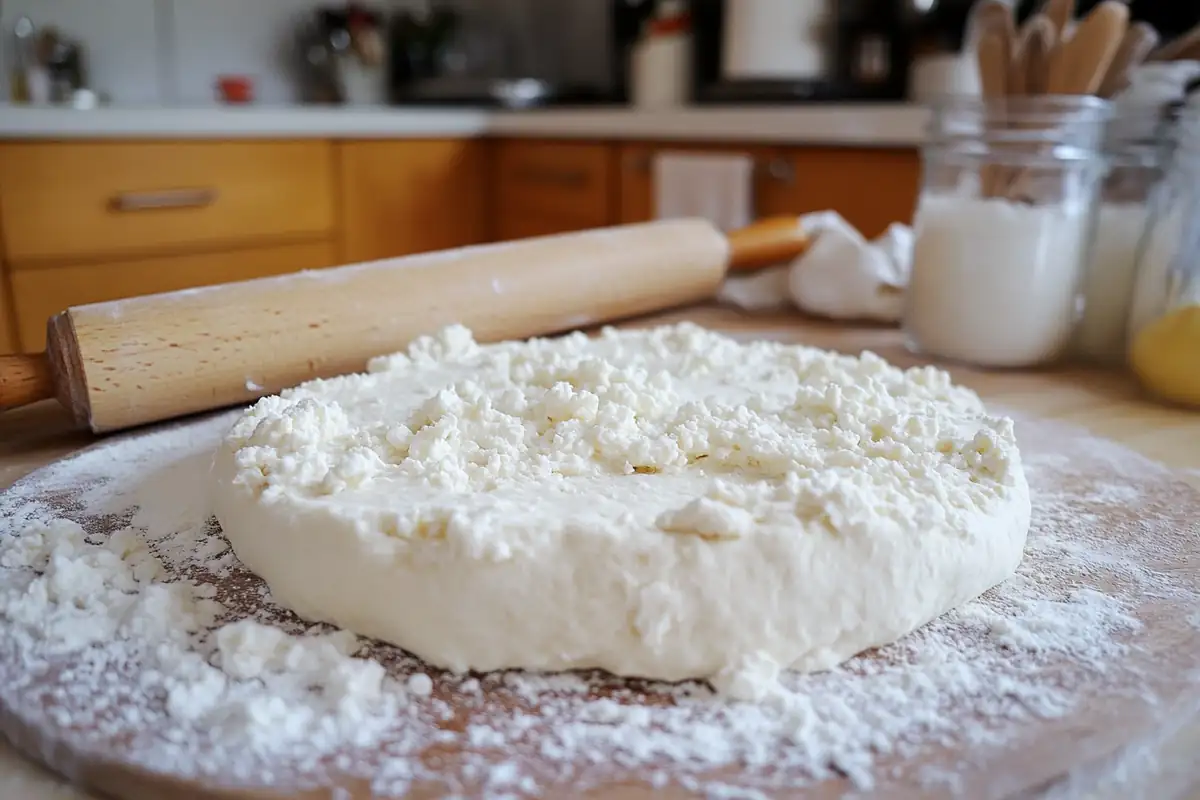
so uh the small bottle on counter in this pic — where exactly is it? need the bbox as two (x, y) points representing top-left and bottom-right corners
(903, 95), (1110, 369)
(1127, 103), (1200, 408)
(630, 0), (691, 110)
(1073, 102), (1178, 365)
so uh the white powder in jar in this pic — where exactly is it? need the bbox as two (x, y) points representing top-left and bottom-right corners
(905, 194), (1090, 367)
(1074, 202), (1149, 363)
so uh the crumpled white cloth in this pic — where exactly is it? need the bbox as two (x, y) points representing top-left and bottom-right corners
(1116, 61), (1200, 109)
(717, 211), (912, 323)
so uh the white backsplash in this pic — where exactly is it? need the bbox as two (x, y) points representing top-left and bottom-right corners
(0, 0), (607, 107)
(169, 0), (317, 105)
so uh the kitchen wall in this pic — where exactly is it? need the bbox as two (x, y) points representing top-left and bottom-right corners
(0, 0), (607, 106)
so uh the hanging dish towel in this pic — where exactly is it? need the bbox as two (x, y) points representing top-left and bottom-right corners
(653, 151), (755, 232)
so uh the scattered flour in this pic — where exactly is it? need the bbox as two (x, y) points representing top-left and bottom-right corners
(0, 407), (1198, 797)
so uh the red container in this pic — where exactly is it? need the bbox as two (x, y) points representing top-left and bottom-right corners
(216, 75), (254, 105)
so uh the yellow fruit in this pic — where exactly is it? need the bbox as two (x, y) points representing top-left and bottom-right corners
(1130, 304), (1200, 409)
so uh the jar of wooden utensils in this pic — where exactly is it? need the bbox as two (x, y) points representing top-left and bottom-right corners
(1073, 101), (1178, 365)
(1127, 103), (1200, 408)
(904, 94), (1110, 369)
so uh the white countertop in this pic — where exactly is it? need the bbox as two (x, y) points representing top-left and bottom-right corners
(0, 104), (930, 146)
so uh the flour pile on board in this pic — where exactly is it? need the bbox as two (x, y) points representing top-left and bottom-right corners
(0, 411), (1198, 797)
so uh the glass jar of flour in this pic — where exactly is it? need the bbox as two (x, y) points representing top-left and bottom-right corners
(904, 95), (1110, 368)
(1073, 104), (1177, 365)
(1127, 104), (1200, 408)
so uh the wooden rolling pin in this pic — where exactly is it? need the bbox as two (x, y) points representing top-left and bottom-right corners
(0, 217), (809, 434)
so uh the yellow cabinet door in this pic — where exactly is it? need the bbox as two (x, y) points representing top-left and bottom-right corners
(0, 271), (16, 355)
(761, 147), (921, 239)
(338, 140), (487, 264)
(11, 240), (337, 352)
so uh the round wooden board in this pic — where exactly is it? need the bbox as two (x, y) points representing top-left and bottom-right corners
(1, 408), (1199, 800)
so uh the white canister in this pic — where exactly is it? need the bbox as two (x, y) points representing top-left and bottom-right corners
(909, 52), (981, 103)
(630, 1), (692, 109)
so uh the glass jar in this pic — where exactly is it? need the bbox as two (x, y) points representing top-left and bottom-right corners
(1128, 104), (1200, 409)
(904, 95), (1110, 368)
(1074, 104), (1177, 365)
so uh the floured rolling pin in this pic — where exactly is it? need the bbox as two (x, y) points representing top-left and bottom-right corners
(0, 217), (809, 434)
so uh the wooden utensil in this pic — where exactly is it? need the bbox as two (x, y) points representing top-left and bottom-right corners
(1147, 22), (1200, 62)
(1098, 22), (1160, 98)
(0, 217), (811, 434)
(1047, 1), (1129, 95)
(977, 29), (1011, 100)
(975, 14), (1013, 198)
(968, 0), (1015, 50)
(1040, 0), (1075, 42)
(1011, 14), (1058, 96)
(1002, 2), (1126, 201)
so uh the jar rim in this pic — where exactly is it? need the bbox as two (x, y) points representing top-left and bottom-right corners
(924, 93), (1112, 117)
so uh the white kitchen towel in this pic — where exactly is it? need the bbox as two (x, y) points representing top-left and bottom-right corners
(653, 151), (754, 232)
(717, 211), (914, 323)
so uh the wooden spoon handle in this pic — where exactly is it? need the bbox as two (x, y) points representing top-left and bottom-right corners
(1148, 22), (1200, 62)
(1047, 1), (1129, 95)
(1020, 15), (1058, 96)
(725, 216), (811, 272)
(0, 353), (55, 410)
(1041, 0), (1076, 42)
(1098, 22), (1160, 98)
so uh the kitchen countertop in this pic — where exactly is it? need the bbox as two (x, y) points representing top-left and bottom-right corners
(0, 104), (930, 146)
(1, 306), (1197, 799)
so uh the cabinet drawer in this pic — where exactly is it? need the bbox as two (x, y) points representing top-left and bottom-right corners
(11, 240), (337, 351)
(0, 141), (336, 264)
(493, 140), (615, 234)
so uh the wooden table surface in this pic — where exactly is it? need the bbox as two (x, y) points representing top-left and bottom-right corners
(1, 306), (1197, 799)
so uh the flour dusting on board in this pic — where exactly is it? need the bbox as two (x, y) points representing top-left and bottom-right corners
(0, 413), (1198, 798)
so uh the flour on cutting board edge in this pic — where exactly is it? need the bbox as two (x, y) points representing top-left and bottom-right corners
(0, 411), (1198, 798)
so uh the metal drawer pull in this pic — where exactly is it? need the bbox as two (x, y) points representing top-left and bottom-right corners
(758, 159), (796, 185)
(626, 152), (653, 174)
(109, 188), (218, 212)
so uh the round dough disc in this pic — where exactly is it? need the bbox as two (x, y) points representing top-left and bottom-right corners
(212, 324), (1030, 693)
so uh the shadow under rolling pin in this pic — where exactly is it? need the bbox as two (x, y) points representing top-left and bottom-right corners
(0, 217), (810, 435)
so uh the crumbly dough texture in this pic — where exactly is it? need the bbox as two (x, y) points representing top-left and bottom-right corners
(212, 323), (1030, 692)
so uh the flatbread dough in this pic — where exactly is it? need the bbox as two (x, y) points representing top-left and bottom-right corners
(212, 324), (1030, 695)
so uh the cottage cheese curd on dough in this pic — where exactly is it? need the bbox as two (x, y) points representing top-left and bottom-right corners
(212, 323), (1031, 693)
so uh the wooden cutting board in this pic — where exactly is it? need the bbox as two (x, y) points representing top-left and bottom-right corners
(1, 309), (1199, 799)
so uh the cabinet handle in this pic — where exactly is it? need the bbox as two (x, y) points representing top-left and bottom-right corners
(758, 158), (795, 185)
(513, 165), (589, 189)
(109, 188), (218, 212)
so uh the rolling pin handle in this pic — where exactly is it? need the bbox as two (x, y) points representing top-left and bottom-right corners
(725, 216), (812, 272)
(0, 353), (55, 411)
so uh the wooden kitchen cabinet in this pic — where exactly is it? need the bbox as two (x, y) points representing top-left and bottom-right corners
(0, 272), (16, 355)
(11, 240), (337, 351)
(0, 141), (336, 264)
(491, 140), (617, 241)
(767, 147), (921, 238)
(337, 139), (487, 263)
(617, 142), (920, 239)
